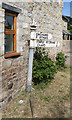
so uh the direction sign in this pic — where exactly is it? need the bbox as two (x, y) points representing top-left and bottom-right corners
(31, 32), (52, 40)
(30, 40), (60, 48)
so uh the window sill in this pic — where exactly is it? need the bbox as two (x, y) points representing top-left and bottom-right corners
(4, 52), (21, 58)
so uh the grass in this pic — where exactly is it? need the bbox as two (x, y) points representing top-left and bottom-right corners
(43, 96), (52, 103)
(32, 81), (50, 90)
(2, 65), (70, 118)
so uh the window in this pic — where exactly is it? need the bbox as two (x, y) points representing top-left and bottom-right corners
(4, 11), (20, 58)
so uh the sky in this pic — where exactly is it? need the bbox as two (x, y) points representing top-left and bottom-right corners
(63, 0), (72, 2)
(62, 0), (72, 17)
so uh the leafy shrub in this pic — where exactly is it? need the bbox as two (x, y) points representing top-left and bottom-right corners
(32, 47), (57, 85)
(56, 52), (66, 69)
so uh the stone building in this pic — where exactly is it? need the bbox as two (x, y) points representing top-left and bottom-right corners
(62, 15), (72, 53)
(62, 15), (71, 40)
(0, 0), (63, 109)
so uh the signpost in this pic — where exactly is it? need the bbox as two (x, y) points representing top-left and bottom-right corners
(26, 48), (34, 92)
(30, 40), (60, 48)
(31, 32), (52, 40)
(26, 20), (60, 92)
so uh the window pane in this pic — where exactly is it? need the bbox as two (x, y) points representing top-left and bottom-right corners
(5, 15), (14, 29)
(5, 34), (14, 52)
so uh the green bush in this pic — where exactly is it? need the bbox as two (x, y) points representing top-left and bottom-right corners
(32, 47), (57, 85)
(56, 52), (66, 69)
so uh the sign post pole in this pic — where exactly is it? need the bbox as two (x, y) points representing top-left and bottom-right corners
(26, 19), (37, 92)
(26, 47), (34, 92)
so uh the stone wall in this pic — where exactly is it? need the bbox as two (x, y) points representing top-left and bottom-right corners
(0, 1), (30, 109)
(62, 40), (72, 53)
(0, 0), (63, 109)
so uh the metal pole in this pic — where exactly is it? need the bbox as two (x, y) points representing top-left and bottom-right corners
(26, 47), (34, 92)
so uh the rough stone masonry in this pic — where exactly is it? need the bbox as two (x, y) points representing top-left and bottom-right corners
(0, 0), (63, 109)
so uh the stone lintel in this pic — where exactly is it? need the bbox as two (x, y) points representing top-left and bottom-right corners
(2, 2), (22, 14)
